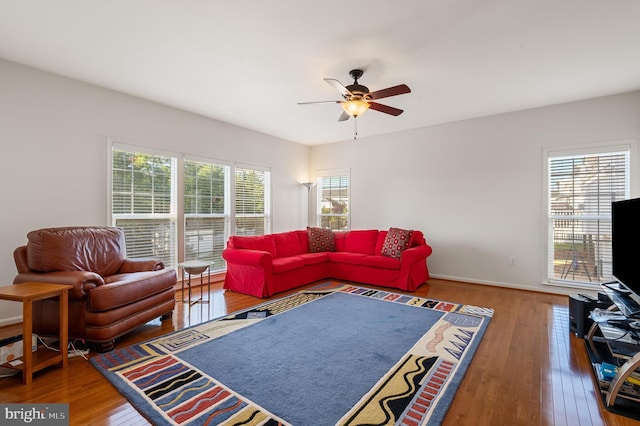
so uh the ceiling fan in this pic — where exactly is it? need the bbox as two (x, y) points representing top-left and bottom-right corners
(298, 69), (411, 122)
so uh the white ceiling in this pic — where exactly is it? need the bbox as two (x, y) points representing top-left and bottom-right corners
(2, 1), (640, 145)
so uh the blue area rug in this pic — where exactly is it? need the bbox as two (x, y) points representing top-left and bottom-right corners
(91, 282), (493, 425)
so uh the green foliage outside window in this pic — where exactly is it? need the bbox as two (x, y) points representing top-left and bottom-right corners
(184, 162), (226, 214)
(112, 150), (173, 215)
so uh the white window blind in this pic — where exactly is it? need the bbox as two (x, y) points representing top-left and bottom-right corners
(317, 171), (350, 230)
(547, 149), (629, 286)
(111, 144), (274, 269)
(234, 166), (271, 236)
(184, 159), (230, 269)
(111, 147), (178, 267)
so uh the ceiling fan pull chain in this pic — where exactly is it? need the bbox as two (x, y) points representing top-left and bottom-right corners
(354, 117), (358, 140)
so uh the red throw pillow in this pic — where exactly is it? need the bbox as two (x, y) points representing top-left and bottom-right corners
(381, 227), (414, 260)
(307, 227), (336, 253)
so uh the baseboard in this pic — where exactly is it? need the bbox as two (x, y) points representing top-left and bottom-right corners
(0, 316), (22, 328)
(429, 274), (580, 296)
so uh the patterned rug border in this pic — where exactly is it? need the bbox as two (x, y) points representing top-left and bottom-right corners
(91, 282), (493, 425)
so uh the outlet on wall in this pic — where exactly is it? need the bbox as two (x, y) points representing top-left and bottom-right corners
(509, 256), (517, 266)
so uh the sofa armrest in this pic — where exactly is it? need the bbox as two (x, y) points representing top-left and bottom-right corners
(119, 258), (165, 273)
(222, 248), (273, 268)
(400, 244), (433, 265)
(13, 271), (105, 299)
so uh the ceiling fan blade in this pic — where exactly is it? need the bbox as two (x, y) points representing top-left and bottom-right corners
(368, 84), (411, 100)
(368, 102), (404, 116)
(297, 100), (341, 105)
(337, 110), (351, 122)
(324, 78), (352, 98)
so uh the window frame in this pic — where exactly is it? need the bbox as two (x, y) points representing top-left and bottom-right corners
(232, 163), (272, 236)
(315, 169), (351, 230)
(183, 155), (232, 268)
(543, 140), (636, 289)
(109, 142), (179, 267)
(109, 141), (272, 271)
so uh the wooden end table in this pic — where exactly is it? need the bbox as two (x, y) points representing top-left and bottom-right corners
(0, 282), (69, 384)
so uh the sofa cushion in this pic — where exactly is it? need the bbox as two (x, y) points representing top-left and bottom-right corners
(307, 227), (336, 252)
(230, 235), (276, 256)
(273, 231), (306, 258)
(26, 226), (125, 276)
(299, 252), (330, 265)
(381, 227), (414, 260)
(328, 252), (367, 265)
(93, 269), (176, 311)
(272, 256), (305, 273)
(295, 230), (310, 252)
(344, 230), (379, 255)
(411, 230), (425, 246)
(333, 231), (347, 252)
(374, 231), (387, 256)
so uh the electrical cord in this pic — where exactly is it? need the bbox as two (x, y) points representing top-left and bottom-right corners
(37, 335), (90, 360)
(0, 335), (89, 379)
(68, 339), (89, 360)
(37, 334), (60, 352)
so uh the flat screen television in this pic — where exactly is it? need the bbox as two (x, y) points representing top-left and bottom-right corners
(610, 198), (640, 316)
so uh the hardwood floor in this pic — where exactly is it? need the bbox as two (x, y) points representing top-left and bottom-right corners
(1, 278), (639, 425)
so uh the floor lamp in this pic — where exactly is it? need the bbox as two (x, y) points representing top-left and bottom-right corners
(302, 182), (316, 226)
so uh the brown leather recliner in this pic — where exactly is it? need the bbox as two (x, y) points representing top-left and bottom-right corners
(13, 226), (176, 352)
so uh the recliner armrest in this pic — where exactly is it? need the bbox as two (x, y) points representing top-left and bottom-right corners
(13, 271), (105, 299)
(119, 258), (165, 273)
(13, 246), (30, 274)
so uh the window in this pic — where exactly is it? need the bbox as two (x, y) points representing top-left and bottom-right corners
(316, 170), (350, 230)
(111, 147), (178, 267)
(234, 166), (271, 236)
(184, 159), (230, 267)
(111, 143), (271, 270)
(547, 146), (630, 286)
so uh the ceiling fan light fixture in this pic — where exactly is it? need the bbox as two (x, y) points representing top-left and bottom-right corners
(341, 99), (370, 117)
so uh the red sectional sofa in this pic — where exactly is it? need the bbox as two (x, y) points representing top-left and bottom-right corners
(222, 228), (432, 298)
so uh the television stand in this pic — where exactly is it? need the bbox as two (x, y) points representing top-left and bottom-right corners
(585, 300), (640, 418)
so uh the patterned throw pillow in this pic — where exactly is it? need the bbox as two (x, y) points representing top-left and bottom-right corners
(381, 227), (414, 260)
(307, 226), (336, 253)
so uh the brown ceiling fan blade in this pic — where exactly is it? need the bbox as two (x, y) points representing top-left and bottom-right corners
(337, 111), (351, 122)
(368, 84), (411, 100)
(324, 78), (352, 98)
(368, 102), (404, 116)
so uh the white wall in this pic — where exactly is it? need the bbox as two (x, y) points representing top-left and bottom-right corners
(3, 58), (640, 324)
(311, 91), (640, 293)
(0, 59), (310, 323)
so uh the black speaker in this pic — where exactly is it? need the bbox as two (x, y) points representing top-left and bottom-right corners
(569, 294), (593, 338)
(569, 294), (612, 338)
